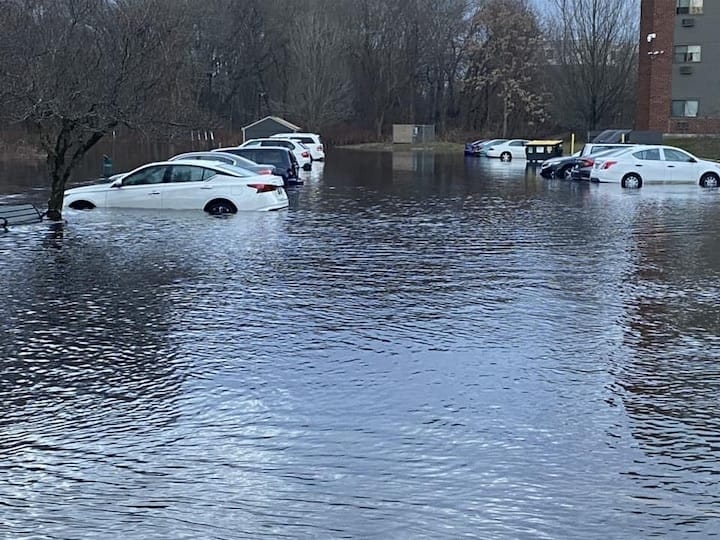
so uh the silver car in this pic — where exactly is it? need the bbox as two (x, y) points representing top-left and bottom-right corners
(169, 151), (278, 176)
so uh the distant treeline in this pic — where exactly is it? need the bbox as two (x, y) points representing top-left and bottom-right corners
(0, 0), (638, 216)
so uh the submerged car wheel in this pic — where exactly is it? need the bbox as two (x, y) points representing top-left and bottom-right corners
(68, 200), (95, 210)
(700, 172), (720, 188)
(500, 152), (512, 162)
(205, 199), (237, 215)
(621, 173), (642, 189)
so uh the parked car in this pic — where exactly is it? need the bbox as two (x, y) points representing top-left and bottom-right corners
(215, 146), (301, 185)
(539, 151), (580, 178)
(484, 139), (530, 161)
(64, 161), (287, 213)
(464, 139), (489, 156)
(169, 151), (277, 176)
(590, 145), (720, 188)
(240, 138), (312, 170)
(469, 138), (509, 157)
(271, 132), (325, 161)
(569, 148), (630, 181)
(540, 143), (635, 179)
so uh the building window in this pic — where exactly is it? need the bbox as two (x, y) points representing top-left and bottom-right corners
(671, 100), (699, 117)
(674, 45), (702, 63)
(676, 0), (703, 14)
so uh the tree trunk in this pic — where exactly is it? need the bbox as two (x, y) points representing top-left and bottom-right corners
(44, 128), (108, 220)
(47, 168), (70, 221)
(375, 111), (385, 141)
(502, 95), (509, 138)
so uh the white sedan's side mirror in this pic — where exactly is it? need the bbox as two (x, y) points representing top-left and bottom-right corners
(110, 179), (122, 188)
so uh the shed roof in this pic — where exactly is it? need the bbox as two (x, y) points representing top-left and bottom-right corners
(242, 116), (302, 132)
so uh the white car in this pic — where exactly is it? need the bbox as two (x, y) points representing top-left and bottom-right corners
(591, 145), (720, 188)
(63, 161), (288, 214)
(271, 132), (325, 161)
(240, 138), (312, 170)
(484, 139), (530, 161)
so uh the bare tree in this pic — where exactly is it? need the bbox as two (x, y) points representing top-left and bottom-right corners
(346, 0), (420, 139)
(284, 1), (353, 130)
(420, 0), (472, 134)
(464, 0), (548, 137)
(548, 0), (639, 131)
(0, 0), (196, 219)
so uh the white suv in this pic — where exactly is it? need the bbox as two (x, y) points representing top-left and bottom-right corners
(272, 132), (325, 161)
(240, 138), (312, 170)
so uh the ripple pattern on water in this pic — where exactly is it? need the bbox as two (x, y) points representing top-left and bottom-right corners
(2, 152), (720, 538)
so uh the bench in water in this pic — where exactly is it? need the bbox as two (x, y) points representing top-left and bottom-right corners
(0, 204), (44, 229)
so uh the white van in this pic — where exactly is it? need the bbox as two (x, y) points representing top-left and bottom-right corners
(272, 132), (325, 161)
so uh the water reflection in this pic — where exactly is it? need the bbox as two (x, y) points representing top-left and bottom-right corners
(2, 149), (720, 538)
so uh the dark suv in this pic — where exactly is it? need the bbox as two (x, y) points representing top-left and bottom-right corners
(214, 147), (301, 185)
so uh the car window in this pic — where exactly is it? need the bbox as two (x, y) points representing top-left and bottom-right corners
(168, 165), (207, 183)
(185, 155), (234, 165)
(234, 156), (258, 167)
(244, 140), (260, 147)
(224, 148), (255, 161)
(123, 165), (167, 186)
(253, 149), (289, 167)
(295, 137), (314, 144)
(663, 148), (695, 162)
(509, 141), (525, 146)
(633, 149), (661, 161)
(262, 140), (291, 149)
(268, 150), (291, 164)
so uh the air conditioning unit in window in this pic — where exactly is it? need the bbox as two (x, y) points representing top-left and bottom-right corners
(679, 65), (694, 74)
(681, 18), (695, 27)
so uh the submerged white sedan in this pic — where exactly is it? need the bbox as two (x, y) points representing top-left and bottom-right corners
(484, 139), (530, 162)
(591, 145), (720, 188)
(63, 161), (288, 214)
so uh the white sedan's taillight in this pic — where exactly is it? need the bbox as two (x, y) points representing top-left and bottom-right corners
(301, 151), (309, 158)
(248, 183), (278, 193)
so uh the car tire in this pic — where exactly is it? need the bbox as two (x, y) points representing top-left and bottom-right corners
(700, 172), (720, 188)
(500, 152), (512, 162)
(205, 199), (237, 215)
(621, 173), (642, 189)
(555, 166), (569, 179)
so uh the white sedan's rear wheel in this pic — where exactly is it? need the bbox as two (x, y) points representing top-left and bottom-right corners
(621, 173), (642, 189)
(500, 152), (512, 162)
(700, 172), (719, 188)
(205, 199), (237, 215)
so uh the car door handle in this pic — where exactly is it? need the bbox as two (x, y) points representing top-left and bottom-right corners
(667, 165), (675, 168)
(150, 191), (160, 195)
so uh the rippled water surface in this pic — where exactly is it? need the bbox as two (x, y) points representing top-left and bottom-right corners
(2, 150), (720, 539)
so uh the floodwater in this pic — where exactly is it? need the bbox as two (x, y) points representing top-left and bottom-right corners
(2, 149), (720, 539)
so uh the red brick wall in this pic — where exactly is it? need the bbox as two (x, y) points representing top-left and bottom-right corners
(636, 0), (675, 131)
(669, 118), (720, 133)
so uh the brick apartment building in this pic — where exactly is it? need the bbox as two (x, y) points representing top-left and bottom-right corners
(637, 0), (720, 133)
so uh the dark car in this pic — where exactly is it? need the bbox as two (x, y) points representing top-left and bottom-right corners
(539, 153), (580, 179)
(214, 146), (301, 185)
(540, 143), (636, 179)
(464, 139), (488, 155)
(569, 148), (627, 181)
